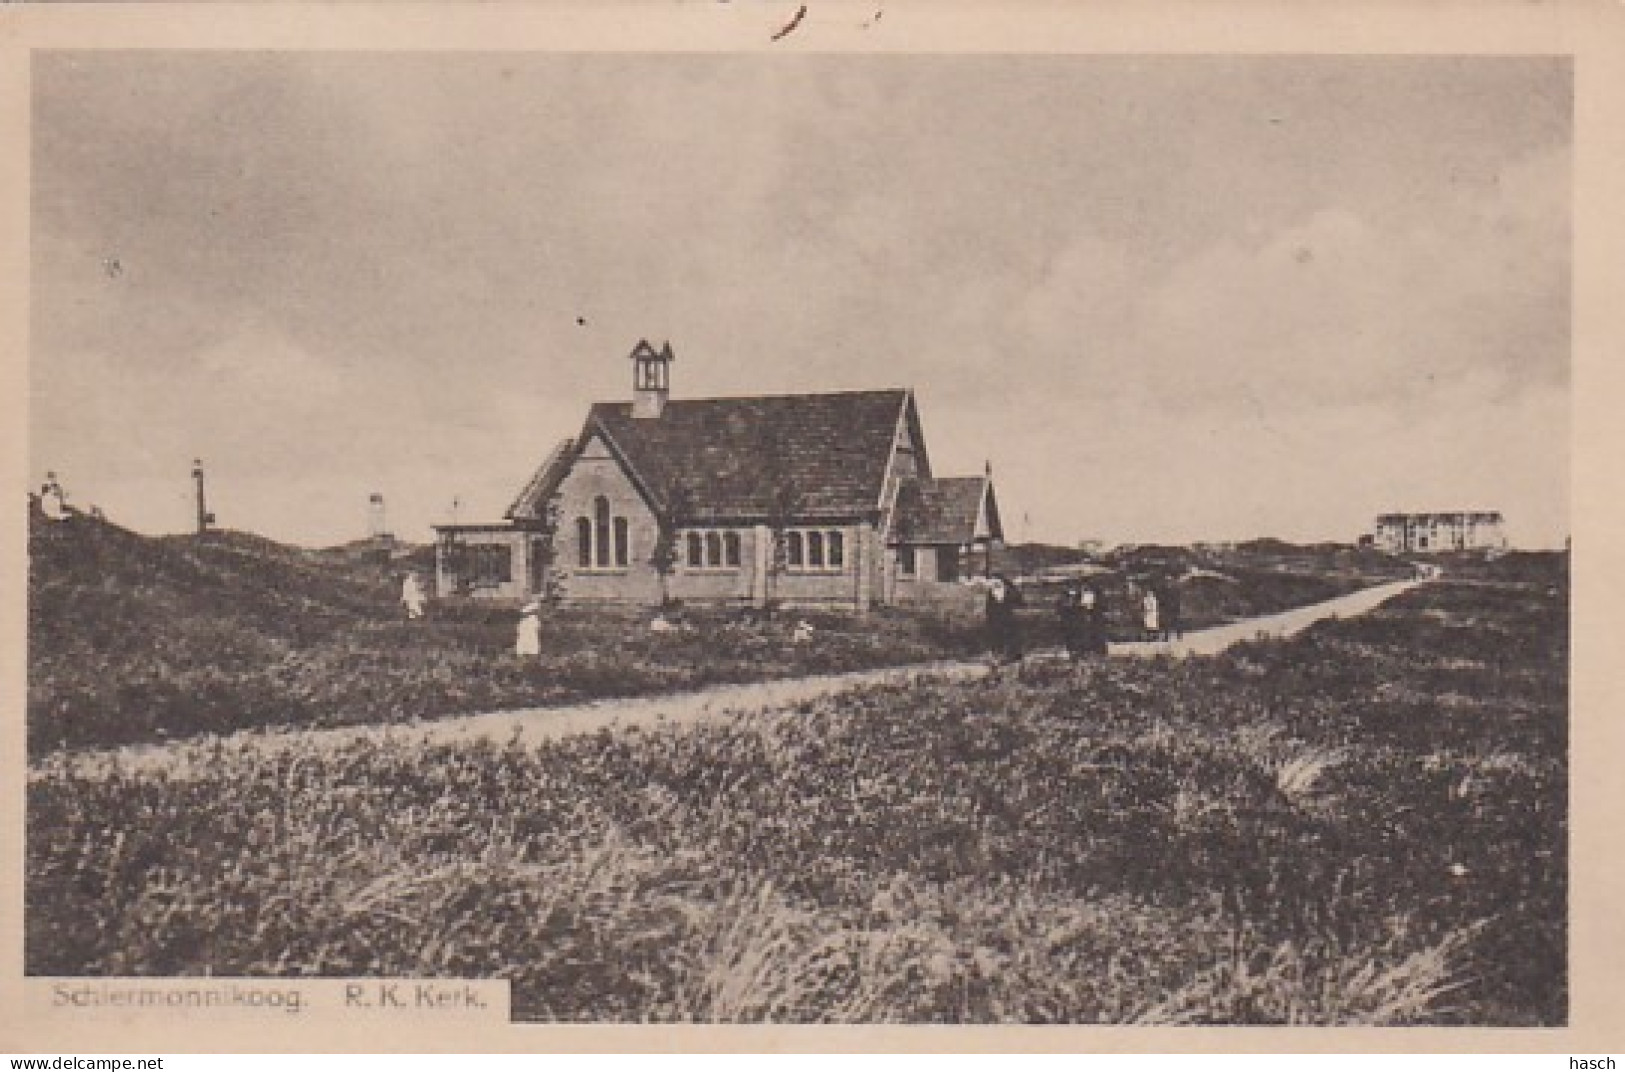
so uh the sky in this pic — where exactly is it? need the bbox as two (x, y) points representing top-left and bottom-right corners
(31, 53), (1571, 549)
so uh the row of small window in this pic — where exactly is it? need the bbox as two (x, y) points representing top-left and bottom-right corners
(686, 530), (743, 569)
(572, 499), (851, 575)
(686, 529), (847, 572)
(783, 529), (845, 572)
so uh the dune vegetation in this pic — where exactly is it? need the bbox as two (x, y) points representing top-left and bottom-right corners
(28, 565), (1567, 1024)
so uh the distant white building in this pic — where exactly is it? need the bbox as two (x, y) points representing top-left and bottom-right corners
(1373, 511), (1507, 553)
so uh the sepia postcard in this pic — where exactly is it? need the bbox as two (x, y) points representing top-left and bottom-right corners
(2, 0), (1623, 1055)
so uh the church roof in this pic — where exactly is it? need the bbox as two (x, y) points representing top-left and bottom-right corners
(895, 475), (1001, 545)
(580, 388), (916, 522)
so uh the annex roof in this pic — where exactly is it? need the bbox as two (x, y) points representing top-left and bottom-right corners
(895, 475), (1002, 545)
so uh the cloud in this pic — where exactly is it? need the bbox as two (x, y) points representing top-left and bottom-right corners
(192, 325), (347, 402)
(31, 54), (1571, 547)
(1002, 143), (1569, 420)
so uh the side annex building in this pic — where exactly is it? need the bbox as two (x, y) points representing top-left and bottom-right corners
(433, 341), (1005, 612)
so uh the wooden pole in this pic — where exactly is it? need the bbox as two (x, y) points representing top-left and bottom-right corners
(192, 459), (209, 535)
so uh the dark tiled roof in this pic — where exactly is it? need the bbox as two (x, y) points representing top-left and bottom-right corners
(585, 389), (912, 522)
(896, 476), (992, 545)
(505, 439), (576, 520)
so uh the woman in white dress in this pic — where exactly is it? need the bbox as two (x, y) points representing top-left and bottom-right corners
(1141, 588), (1160, 641)
(515, 601), (542, 657)
(400, 573), (427, 620)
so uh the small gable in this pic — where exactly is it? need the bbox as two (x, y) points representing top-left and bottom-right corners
(895, 475), (998, 546)
(977, 480), (1005, 543)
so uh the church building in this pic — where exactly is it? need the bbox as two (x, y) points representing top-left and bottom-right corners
(433, 341), (1004, 611)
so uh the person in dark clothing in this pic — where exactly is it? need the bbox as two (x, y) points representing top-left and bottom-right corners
(1059, 584), (1108, 660)
(1161, 576), (1184, 641)
(1081, 584), (1108, 655)
(1058, 585), (1085, 660)
(1003, 577), (1026, 661)
(985, 575), (1024, 668)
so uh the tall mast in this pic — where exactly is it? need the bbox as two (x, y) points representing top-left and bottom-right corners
(192, 458), (212, 534)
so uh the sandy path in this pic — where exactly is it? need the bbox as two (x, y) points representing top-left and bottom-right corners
(1110, 577), (1422, 657)
(35, 578), (1422, 780)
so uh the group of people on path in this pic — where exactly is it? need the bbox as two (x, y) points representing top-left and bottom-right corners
(406, 564), (1187, 670)
(1057, 582), (1110, 659)
(982, 571), (1187, 671)
(982, 576), (1027, 667)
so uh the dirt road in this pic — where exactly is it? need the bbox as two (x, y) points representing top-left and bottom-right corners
(37, 577), (1422, 779)
(1110, 576), (1422, 657)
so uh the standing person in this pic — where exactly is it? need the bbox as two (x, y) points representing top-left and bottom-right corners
(1058, 585), (1086, 661)
(984, 577), (1010, 666)
(1141, 584), (1161, 642)
(1162, 576), (1184, 642)
(1000, 575), (1025, 664)
(984, 576), (1024, 671)
(515, 600), (542, 658)
(400, 572), (427, 620)
(1080, 584), (1109, 656)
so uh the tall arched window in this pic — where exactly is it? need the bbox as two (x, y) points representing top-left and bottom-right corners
(578, 497), (632, 570)
(593, 497), (611, 568)
(786, 531), (804, 568)
(808, 531), (825, 569)
(827, 531), (845, 569)
(576, 517), (592, 568)
(705, 532), (723, 568)
(723, 532), (742, 568)
(686, 532), (704, 568)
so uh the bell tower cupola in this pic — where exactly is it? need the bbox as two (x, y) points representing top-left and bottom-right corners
(630, 339), (674, 419)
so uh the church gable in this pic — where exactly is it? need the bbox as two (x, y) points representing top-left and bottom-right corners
(550, 437), (660, 591)
(884, 392), (933, 490)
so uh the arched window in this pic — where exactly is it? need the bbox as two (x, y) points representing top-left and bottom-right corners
(614, 517), (629, 567)
(723, 531), (742, 568)
(827, 531), (845, 569)
(576, 517), (592, 568)
(686, 532), (704, 568)
(593, 497), (611, 568)
(808, 531), (825, 569)
(705, 532), (723, 568)
(786, 531), (804, 568)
